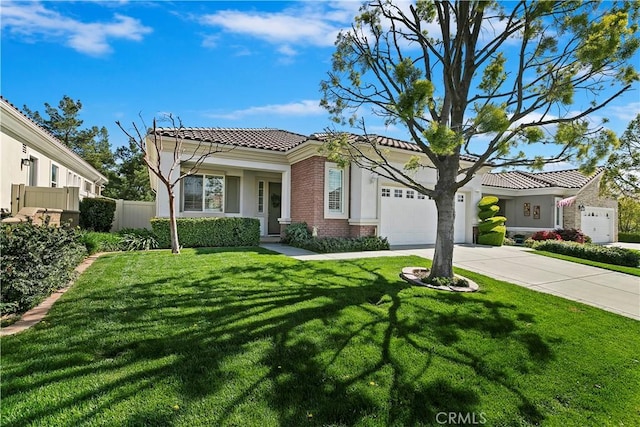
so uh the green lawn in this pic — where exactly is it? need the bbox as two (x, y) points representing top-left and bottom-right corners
(2, 248), (639, 426)
(532, 250), (640, 277)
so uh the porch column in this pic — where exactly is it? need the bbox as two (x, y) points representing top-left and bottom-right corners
(279, 166), (291, 224)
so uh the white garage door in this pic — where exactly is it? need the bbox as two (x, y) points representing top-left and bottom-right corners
(379, 187), (467, 245)
(581, 207), (614, 243)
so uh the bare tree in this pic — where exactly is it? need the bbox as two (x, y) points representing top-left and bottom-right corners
(117, 115), (228, 254)
(321, 0), (639, 281)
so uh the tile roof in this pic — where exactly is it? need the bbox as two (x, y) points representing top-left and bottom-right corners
(482, 167), (604, 189)
(310, 133), (479, 162)
(153, 127), (480, 162)
(153, 128), (309, 152)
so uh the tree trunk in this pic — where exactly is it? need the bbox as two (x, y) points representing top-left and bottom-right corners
(428, 158), (459, 280)
(167, 190), (180, 254)
(429, 191), (456, 280)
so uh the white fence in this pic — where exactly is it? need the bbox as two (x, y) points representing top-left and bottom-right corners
(111, 199), (156, 231)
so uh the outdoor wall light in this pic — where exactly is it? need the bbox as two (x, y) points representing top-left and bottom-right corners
(20, 158), (31, 170)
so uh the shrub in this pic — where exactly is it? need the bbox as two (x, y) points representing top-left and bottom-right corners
(531, 230), (562, 241)
(477, 196), (505, 246)
(118, 228), (158, 251)
(296, 236), (390, 253)
(1, 222), (86, 315)
(79, 198), (116, 232)
(554, 228), (590, 243)
(533, 240), (640, 267)
(79, 231), (123, 254)
(282, 222), (312, 245)
(619, 232), (640, 243)
(503, 237), (516, 246)
(151, 217), (260, 248)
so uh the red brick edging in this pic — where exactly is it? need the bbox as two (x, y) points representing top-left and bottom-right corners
(0, 253), (104, 336)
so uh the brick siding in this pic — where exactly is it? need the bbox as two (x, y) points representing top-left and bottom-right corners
(290, 155), (368, 239)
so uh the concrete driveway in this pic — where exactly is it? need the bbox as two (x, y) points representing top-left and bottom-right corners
(261, 243), (639, 320)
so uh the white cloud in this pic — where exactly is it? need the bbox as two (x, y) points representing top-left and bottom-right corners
(206, 100), (324, 120)
(606, 102), (640, 122)
(541, 161), (577, 171)
(0, 1), (152, 56)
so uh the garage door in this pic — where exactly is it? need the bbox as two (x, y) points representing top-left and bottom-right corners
(379, 187), (467, 245)
(581, 207), (614, 243)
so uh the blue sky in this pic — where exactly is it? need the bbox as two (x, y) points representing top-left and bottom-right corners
(2, 0), (639, 169)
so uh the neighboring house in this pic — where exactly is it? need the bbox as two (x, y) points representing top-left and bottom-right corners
(0, 96), (108, 213)
(148, 128), (490, 245)
(482, 168), (617, 243)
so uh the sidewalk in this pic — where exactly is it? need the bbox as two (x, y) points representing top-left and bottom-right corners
(261, 243), (640, 320)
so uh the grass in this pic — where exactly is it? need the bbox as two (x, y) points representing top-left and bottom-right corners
(532, 250), (640, 277)
(2, 248), (639, 426)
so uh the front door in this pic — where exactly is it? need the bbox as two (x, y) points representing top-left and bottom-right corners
(268, 182), (281, 235)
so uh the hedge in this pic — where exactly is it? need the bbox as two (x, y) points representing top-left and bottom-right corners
(532, 240), (640, 267)
(619, 232), (640, 243)
(282, 222), (389, 253)
(151, 217), (260, 248)
(297, 236), (390, 253)
(1, 222), (87, 315)
(79, 198), (116, 232)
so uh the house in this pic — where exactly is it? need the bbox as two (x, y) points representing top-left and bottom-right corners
(0, 96), (108, 214)
(482, 168), (617, 243)
(148, 128), (490, 245)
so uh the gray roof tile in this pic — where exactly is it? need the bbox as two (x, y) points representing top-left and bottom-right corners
(483, 168), (603, 189)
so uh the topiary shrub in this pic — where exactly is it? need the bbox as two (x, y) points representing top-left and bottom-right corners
(79, 198), (116, 232)
(477, 196), (505, 246)
(151, 217), (260, 248)
(1, 222), (87, 315)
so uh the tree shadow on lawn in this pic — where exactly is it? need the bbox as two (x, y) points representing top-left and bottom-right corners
(2, 252), (551, 426)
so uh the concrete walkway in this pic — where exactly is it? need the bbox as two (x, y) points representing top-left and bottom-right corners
(261, 243), (640, 320)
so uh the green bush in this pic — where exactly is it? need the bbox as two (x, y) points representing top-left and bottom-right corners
(1, 222), (87, 315)
(478, 196), (499, 208)
(478, 205), (500, 220)
(478, 216), (507, 233)
(619, 232), (640, 243)
(79, 198), (116, 232)
(118, 228), (158, 251)
(477, 196), (505, 246)
(533, 240), (640, 267)
(477, 228), (507, 246)
(282, 222), (311, 245)
(151, 217), (260, 248)
(296, 236), (390, 253)
(79, 231), (123, 254)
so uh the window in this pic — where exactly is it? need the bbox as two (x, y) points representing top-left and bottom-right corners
(204, 176), (224, 212)
(257, 181), (265, 213)
(68, 172), (73, 186)
(225, 176), (240, 214)
(406, 190), (415, 199)
(182, 175), (240, 213)
(324, 162), (348, 219)
(394, 189), (403, 198)
(328, 168), (343, 213)
(85, 180), (93, 193)
(457, 194), (465, 202)
(417, 193), (426, 200)
(381, 188), (391, 197)
(51, 164), (59, 188)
